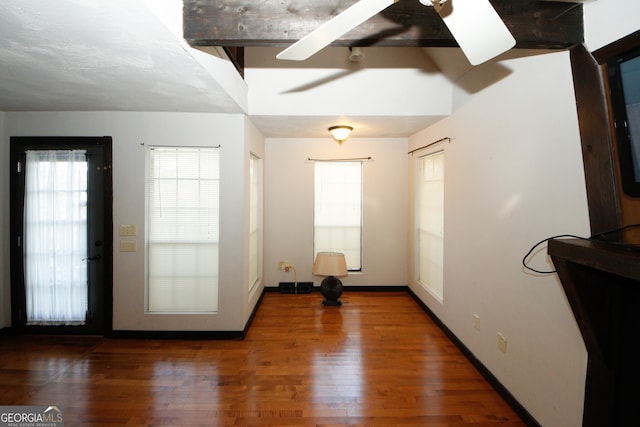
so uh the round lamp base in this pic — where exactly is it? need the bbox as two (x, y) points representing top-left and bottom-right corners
(320, 276), (343, 306)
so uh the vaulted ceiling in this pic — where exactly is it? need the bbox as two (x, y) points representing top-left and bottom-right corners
(0, 1), (587, 139)
(182, 0), (585, 137)
(181, 0), (586, 137)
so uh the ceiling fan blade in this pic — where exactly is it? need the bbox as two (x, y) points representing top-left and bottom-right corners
(434, 0), (515, 66)
(277, 0), (397, 61)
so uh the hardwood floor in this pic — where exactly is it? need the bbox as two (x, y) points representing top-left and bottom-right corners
(0, 292), (526, 426)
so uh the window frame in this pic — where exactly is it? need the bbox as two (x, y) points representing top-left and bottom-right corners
(313, 161), (363, 272)
(146, 146), (220, 314)
(416, 150), (444, 302)
(249, 153), (263, 292)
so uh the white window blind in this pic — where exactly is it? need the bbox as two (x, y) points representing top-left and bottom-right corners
(417, 151), (444, 301)
(314, 161), (362, 270)
(147, 147), (219, 312)
(249, 154), (262, 290)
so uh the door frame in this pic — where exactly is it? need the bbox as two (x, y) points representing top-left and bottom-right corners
(9, 136), (113, 334)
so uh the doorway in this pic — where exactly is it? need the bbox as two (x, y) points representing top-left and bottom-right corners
(10, 137), (113, 334)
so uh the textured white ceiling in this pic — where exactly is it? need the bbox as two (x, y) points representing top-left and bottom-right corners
(0, 0), (243, 113)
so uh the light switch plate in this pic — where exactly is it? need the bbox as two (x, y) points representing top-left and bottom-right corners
(498, 333), (507, 353)
(120, 240), (137, 252)
(120, 224), (137, 237)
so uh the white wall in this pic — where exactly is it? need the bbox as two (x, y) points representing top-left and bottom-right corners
(409, 51), (591, 426)
(264, 137), (408, 288)
(245, 47), (452, 117)
(3, 111), (263, 331)
(584, 0), (640, 51)
(0, 112), (7, 328)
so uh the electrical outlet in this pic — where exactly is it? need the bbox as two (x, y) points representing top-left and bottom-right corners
(278, 260), (292, 271)
(498, 333), (507, 353)
(473, 314), (480, 331)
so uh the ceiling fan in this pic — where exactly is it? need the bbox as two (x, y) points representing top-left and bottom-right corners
(276, 0), (516, 66)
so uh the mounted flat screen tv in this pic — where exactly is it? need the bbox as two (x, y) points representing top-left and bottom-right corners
(608, 46), (640, 197)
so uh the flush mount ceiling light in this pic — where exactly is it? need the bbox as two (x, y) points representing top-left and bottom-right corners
(328, 125), (353, 144)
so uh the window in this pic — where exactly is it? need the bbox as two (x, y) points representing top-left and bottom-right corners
(147, 147), (220, 312)
(23, 150), (88, 324)
(417, 151), (444, 301)
(249, 154), (262, 290)
(314, 161), (362, 270)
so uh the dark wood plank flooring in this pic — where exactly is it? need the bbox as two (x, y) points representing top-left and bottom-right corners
(0, 292), (526, 426)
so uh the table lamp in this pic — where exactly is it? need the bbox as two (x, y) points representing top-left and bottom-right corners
(312, 252), (348, 306)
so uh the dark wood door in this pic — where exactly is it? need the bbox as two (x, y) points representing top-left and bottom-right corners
(10, 136), (113, 334)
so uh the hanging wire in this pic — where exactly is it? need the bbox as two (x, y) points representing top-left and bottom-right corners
(522, 224), (640, 274)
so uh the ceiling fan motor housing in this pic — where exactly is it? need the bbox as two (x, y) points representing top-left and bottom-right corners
(419, 0), (448, 6)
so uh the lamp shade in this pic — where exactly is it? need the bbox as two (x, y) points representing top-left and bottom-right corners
(312, 252), (348, 277)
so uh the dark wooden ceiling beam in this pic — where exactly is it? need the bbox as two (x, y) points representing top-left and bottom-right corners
(184, 0), (583, 50)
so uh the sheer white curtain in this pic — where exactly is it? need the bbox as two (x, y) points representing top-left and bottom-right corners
(24, 150), (88, 324)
